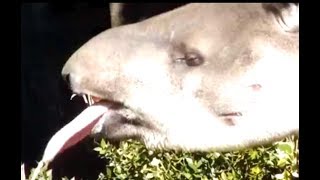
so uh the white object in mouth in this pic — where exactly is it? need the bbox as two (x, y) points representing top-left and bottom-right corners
(31, 104), (109, 180)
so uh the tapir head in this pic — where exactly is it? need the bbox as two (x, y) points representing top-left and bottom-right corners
(62, 3), (299, 152)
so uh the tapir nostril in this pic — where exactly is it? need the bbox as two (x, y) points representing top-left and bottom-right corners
(62, 73), (71, 85)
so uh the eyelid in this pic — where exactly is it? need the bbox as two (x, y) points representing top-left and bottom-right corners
(173, 53), (204, 67)
(186, 55), (204, 66)
(170, 42), (204, 66)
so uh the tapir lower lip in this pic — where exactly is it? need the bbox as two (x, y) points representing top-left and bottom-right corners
(74, 92), (243, 118)
(219, 112), (242, 117)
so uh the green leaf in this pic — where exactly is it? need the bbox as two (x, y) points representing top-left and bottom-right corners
(227, 172), (234, 180)
(183, 172), (192, 179)
(201, 176), (209, 180)
(277, 142), (293, 155)
(220, 172), (228, 180)
(249, 150), (259, 160)
(99, 149), (106, 155)
(93, 147), (102, 152)
(186, 158), (198, 172)
(106, 168), (112, 178)
(266, 160), (274, 166)
(196, 159), (203, 168)
(250, 166), (261, 175)
(115, 165), (122, 174)
(100, 139), (107, 148)
(117, 174), (127, 179)
(277, 158), (288, 168)
(145, 173), (154, 179)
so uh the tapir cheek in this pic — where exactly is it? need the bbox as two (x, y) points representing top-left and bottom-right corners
(181, 73), (203, 96)
(122, 56), (174, 92)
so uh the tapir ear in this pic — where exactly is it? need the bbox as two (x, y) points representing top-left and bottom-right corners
(264, 3), (299, 33)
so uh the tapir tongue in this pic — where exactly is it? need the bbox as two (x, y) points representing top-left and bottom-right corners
(44, 104), (109, 162)
(31, 104), (109, 180)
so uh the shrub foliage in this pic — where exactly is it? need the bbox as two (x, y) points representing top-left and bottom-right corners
(28, 137), (299, 180)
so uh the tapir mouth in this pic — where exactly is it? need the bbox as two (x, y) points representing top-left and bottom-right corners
(71, 93), (125, 110)
(72, 93), (242, 120)
(72, 92), (244, 124)
(70, 93), (141, 124)
(34, 91), (243, 177)
(70, 92), (244, 133)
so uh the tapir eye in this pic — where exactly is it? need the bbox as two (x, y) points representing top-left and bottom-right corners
(175, 52), (204, 67)
(185, 52), (204, 66)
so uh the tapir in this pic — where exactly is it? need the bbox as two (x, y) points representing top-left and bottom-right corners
(31, 3), (299, 178)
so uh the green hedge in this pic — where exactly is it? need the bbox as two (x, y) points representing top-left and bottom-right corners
(28, 137), (299, 180)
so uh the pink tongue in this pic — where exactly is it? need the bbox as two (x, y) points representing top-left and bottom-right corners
(41, 105), (109, 163)
(30, 105), (110, 180)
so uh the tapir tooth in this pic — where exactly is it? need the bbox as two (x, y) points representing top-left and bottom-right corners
(70, 94), (77, 100)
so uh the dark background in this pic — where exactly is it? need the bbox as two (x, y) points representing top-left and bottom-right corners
(21, 3), (185, 179)
(21, 2), (110, 178)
